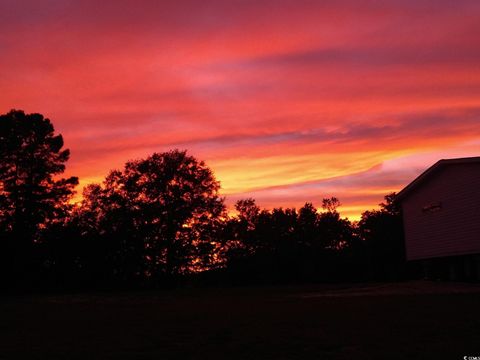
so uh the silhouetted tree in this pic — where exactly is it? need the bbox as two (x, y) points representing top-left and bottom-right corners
(0, 110), (78, 285)
(233, 198), (260, 251)
(224, 198), (260, 269)
(225, 197), (366, 283)
(296, 202), (320, 250)
(77, 150), (226, 284)
(318, 197), (353, 250)
(358, 193), (406, 280)
(235, 199), (260, 230)
(321, 197), (341, 213)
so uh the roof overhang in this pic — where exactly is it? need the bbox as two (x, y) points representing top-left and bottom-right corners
(396, 156), (480, 202)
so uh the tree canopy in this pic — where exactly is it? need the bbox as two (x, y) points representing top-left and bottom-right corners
(0, 111), (77, 232)
(0, 110), (78, 284)
(77, 150), (226, 283)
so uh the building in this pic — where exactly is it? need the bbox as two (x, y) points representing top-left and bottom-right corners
(396, 156), (480, 280)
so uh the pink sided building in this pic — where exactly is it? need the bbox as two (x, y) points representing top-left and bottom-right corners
(396, 156), (480, 280)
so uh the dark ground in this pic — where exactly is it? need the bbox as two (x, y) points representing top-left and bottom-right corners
(1, 281), (480, 360)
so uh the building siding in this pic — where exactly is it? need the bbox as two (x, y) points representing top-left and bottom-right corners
(401, 163), (480, 261)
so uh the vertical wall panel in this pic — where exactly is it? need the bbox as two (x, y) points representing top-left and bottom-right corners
(402, 163), (480, 260)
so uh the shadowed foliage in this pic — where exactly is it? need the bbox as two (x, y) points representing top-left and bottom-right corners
(358, 193), (407, 280)
(224, 197), (363, 284)
(73, 150), (226, 286)
(0, 110), (78, 286)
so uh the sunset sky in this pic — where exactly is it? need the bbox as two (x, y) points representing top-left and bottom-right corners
(1, 0), (479, 219)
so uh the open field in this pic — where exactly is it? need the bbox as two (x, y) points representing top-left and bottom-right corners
(1, 281), (480, 360)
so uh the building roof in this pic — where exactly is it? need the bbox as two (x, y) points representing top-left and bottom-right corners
(396, 156), (480, 202)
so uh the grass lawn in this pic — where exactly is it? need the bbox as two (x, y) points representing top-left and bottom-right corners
(1, 282), (480, 359)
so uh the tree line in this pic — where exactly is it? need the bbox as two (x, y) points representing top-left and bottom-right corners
(0, 110), (417, 291)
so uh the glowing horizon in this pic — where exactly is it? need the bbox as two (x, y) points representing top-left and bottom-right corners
(1, 0), (480, 220)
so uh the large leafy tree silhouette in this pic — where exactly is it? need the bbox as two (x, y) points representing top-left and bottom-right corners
(0, 110), (78, 279)
(358, 193), (405, 280)
(79, 150), (226, 282)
